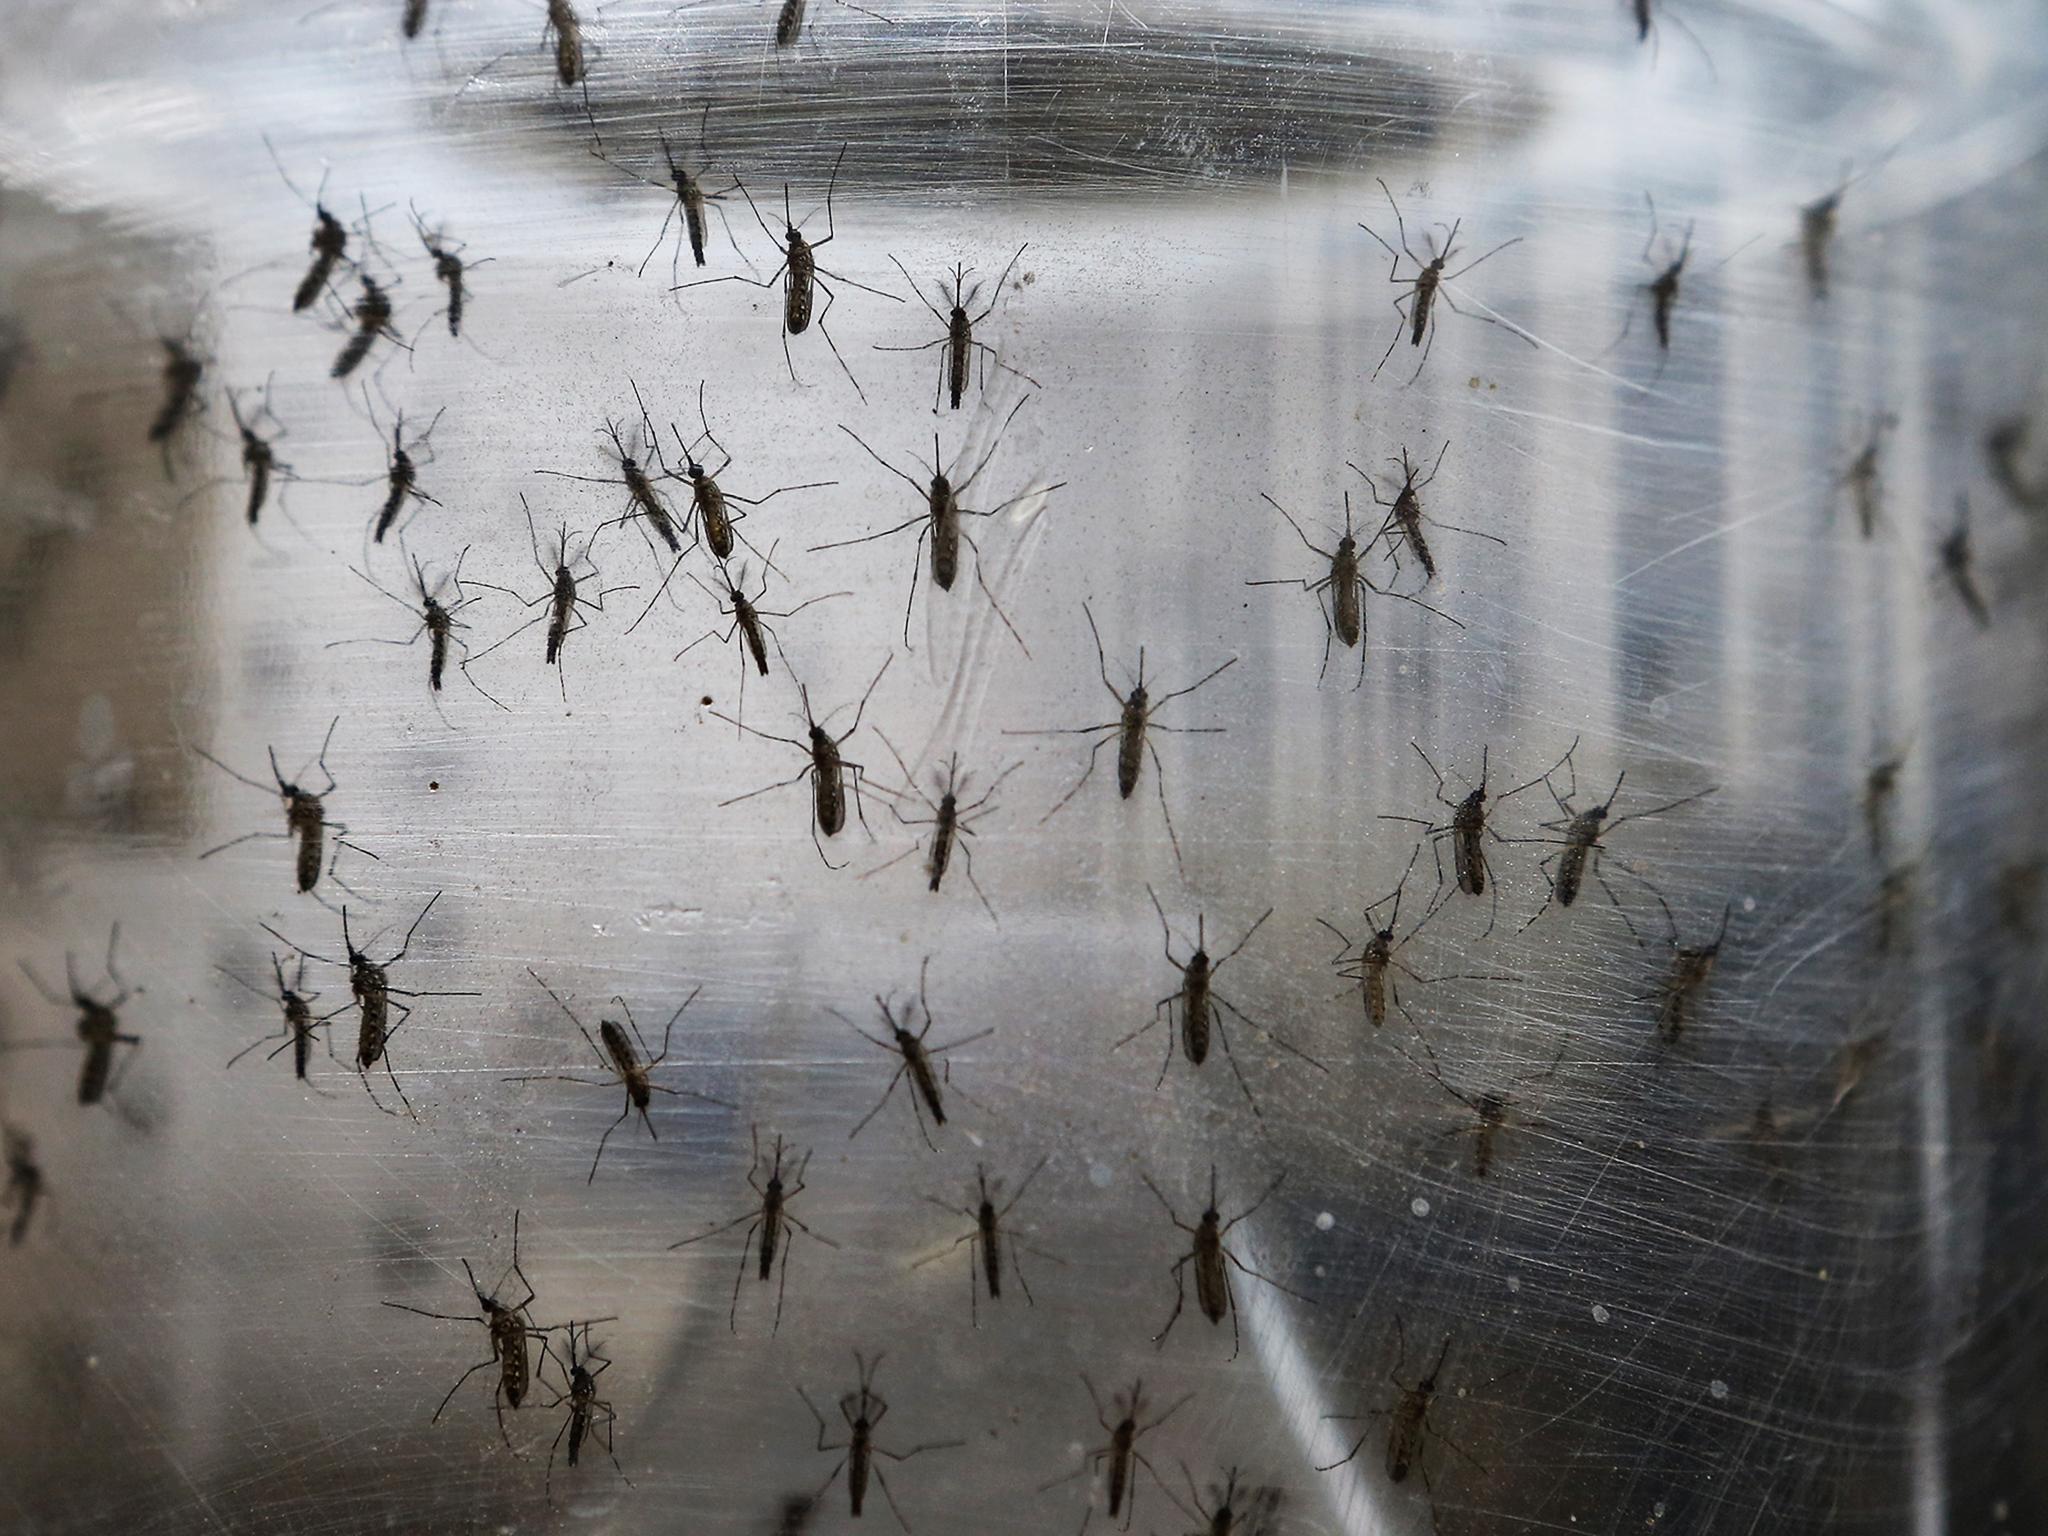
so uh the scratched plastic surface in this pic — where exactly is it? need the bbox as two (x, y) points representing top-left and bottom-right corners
(1, 0), (2046, 1532)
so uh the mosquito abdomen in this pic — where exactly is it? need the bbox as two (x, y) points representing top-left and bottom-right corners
(946, 309), (971, 409)
(776, 0), (807, 47)
(77, 1039), (113, 1105)
(1332, 545), (1363, 647)
(1182, 968), (1212, 1064)
(497, 1314), (531, 1407)
(905, 1040), (947, 1126)
(786, 239), (816, 334)
(980, 1208), (1002, 1298)
(811, 732), (846, 837)
(760, 1199), (783, 1280)
(246, 454), (271, 526)
(1557, 837), (1591, 906)
(927, 800), (956, 893)
(1364, 960), (1387, 1029)
(930, 480), (960, 591)
(736, 599), (770, 676)
(683, 185), (709, 268)
(698, 478), (735, 561)
(1193, 1233), (1228, 1323)
(293, 807), (324, 894)
(1117, 697), (1146, 799)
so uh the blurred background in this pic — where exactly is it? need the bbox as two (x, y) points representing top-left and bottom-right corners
(1, 0), (2045, 1532)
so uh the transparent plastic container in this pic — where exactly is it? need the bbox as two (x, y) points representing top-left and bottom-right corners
(1, 1), (2044, 1533)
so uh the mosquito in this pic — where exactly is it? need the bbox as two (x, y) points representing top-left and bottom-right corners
(634, 554), (846, 732)
(1359, 178), (1530, 382)
(1512, 736), (1718, 941)
(381, 1211), (562, 1450)
(1939, 494), (1992, 628)
(217, 949), (331, 1081)
(329, 546), (507, 711)
(410, 203), (491, 342)
(330, 266), (408, 382)
(148, 332), (207, 475)
(1645, 899), (1731, 1044)
(211, 375), (294, 527)
(1379, 742), (1538, 938)
(464, 498), (637, 702)
(674, 145), (902, 403)
(1835, 413), (1895, 540)
(666, 382), (835, 563)
(1628, 0), (1717, 73)
(713, 654), (891, 868)
(1863, 741), (1909, 859)
(838, 957), (992, 1152)
(1004, 602), (1236, 878)
(669, 1124), (838, 1334)
(1246, 490), (1460, 686)
(1606, 194), (1753, 359)
(1178, 1467), (1280, 1536)
(262, 894), (478, 1119)
(1352, 442), (1505, 585)
(1799, 158), (1889, 301)
(535, 382), (690, 560)
(509, 969), (735, 1182)
(797, 1352), (962, 1533)
(1117, 888), (1324, 1119)
(540, 1320), (630, 1500)
(175, 375), (324, 531)
(774, 0), (896, 48)
(815, 399), (1050, 652)
(1405, 1032), (1564, 1178)
(1316, 847), (1511, 1033)
(1038, 1377), (1196, 1531)
(1143, 1166), (1306, 1361)
(363, 392), (446, 543)
(3, 1127), (41, 1244)
(263, 134), (352, 315)
(911, 1157), (1059, 1326)
(12, 924), (142, 1108)
(1318, 1321), (1478, 1492)
(451, 0), (589, 98)
(863, 732), (1016, 922)
(874, 247), (1036, 412)
(193, 715), (375, 898)
(587, 102), (745, 285)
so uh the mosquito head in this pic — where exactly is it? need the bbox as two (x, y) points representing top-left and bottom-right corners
(1203, 1163), (1220, 1222)
(266, 747), (299, 800)
(1336, 491), (1359, 551)
(1593, 771), (1626, 817)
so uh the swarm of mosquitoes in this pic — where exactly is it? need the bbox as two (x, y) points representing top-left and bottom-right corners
(3, 0), (2018, 1530)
